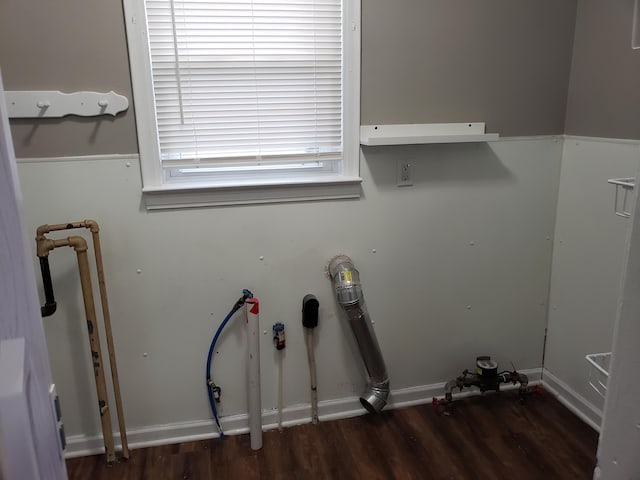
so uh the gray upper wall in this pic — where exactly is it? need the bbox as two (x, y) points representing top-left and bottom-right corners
(2, 0), (635, 157)
(361, 0), (578, 137)
(565, 0), (640, 140)
(0, 0), (138, 157)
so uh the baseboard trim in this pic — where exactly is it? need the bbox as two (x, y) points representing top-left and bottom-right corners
(541, 368), (602, 432)
(65, 368), (542, 458)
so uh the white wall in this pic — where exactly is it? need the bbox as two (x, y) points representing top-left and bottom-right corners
(544, 137), (640, 420)
(16, 138), (561, 450)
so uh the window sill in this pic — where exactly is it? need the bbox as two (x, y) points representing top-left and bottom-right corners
(142, 176), (362, 210)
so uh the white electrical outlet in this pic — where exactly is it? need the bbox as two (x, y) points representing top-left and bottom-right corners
(49, 384), (66, 456)
(397, 160), (413, 187)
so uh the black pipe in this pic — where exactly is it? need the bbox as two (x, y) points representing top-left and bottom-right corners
(39, 256), (57, 317)
(302, 294), (319, 328)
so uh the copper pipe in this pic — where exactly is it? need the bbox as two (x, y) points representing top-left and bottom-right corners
(36, 220), (98, 238)
(38, 235), (116, 463)
(89, 224), (129, 459)
(36, 220), (128, 462)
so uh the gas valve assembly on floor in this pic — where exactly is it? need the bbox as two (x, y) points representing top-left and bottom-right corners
(433, 356), (529, 414)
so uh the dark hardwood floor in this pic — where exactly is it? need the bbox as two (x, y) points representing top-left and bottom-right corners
(66, 389), (598, 479)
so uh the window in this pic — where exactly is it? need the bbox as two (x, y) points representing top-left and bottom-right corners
(123, 0), (361, 209)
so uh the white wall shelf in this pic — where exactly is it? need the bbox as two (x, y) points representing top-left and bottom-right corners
(5, 90), (129, 118)
(360, 122), (499, 146)
(608, 177), (635, 218)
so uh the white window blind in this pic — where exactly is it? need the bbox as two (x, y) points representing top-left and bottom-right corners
(146, 0), (343, 170)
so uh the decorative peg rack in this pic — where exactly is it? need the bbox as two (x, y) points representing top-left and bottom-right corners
(5, 91), (129, 118)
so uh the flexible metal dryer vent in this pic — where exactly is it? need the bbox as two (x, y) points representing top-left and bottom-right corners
(328, 255), (390, 413)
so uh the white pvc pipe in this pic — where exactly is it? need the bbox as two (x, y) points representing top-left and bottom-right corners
(305, 329), (319, 424)
(277, 353), (284, 431)
(245, 298), (262, 450)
